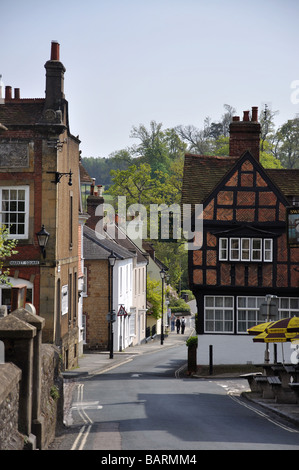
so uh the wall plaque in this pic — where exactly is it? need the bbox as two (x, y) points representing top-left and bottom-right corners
(0, 142), (29, 167)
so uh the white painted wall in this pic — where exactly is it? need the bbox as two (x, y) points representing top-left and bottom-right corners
(196, 334), (293, 365)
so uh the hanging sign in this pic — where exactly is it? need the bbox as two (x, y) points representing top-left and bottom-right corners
(287, 207), (299, 247)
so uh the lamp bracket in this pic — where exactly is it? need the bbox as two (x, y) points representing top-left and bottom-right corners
(47, 170), (73, 186)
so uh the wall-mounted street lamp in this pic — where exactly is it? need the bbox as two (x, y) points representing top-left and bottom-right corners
(47, 169), (73, 185)
(108, 251), (116, 359)
(36, 225), (50, 258)
(160, 268), (166, 345)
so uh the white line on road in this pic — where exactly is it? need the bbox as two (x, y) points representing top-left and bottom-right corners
(229, 393), (299, 433)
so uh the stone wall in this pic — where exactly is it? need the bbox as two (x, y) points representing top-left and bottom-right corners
(40, 344), (63, 449)
(0, 311), (64, 450)
(0, 363), (24, 450)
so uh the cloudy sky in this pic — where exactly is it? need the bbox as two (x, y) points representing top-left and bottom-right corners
(2, 0), (299, 158)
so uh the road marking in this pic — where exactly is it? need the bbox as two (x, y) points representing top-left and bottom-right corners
(71, 384), (96, 450)
(229, 393), (299, 434)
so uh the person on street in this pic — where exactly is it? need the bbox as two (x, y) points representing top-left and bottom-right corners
(181, 317), (186, 334)
(175, 317), (181, 334)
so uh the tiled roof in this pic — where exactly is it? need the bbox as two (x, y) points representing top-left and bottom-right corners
(0, 100), (45, 126)
(83, 225), (136, 261)
(79, 162), (93, 184)
(181, 154), (237, 206)
(267, 169), (299, 198)
(182, 153), (299, 206)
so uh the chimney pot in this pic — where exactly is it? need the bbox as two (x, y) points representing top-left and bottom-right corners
(5, 86), (12, 100)
(251, 106), (258, 122)
(229, 105), (261, 161)
(14, 88), (20, 99)
(50, 41), (60, 61)
(232, 116), (240, 122)
(243, 110), (250, 121)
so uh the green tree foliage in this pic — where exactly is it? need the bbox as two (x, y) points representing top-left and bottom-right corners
(0, 226), (18, 284)
(274, 118), (299, 168)
(82, 149), (133, 189)
(146, 276), (162, 319)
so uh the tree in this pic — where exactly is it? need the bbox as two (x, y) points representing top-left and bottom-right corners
(130, 121), (186, 175)
(0, 226), (18, 284)
(259, 104), (279, 153)
(82, 150), (133, 189)
(175, 104), (236, 154)
(146, 276), (162, 319)
(110, 163), (164, 206)
(274, 118), (299, 168)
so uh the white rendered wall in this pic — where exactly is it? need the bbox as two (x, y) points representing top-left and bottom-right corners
(196, 334), (293, 365)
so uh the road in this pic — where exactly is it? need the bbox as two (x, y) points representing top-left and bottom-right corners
(53, 343), (299, 451)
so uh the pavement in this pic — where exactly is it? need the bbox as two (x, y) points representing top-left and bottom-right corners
(61, 324), (299, 431)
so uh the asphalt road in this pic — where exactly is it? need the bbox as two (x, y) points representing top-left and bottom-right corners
(54, 343), (299, 451)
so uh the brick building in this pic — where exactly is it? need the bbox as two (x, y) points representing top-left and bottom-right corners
(0, 42), (81, 369)
(182, 107), (299, 364)
(82, 182), (148, 351)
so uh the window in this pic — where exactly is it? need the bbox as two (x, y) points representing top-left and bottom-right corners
(241, 238), (250, 261)
(204, 296), (234, 333)
(264, 239), (273, 262)
(237, 296), (265, 332)
(219, 238), (228, 261)
(0, 186), (29, 238)
(279, 297), (299, 318)
(82, 267), (88, 295)
(230, 238), (240, 261)
(251, 239), (262, 261)
(219, 237), (273, 262)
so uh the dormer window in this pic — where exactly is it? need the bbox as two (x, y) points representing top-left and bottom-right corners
(219, 237), (273, 262)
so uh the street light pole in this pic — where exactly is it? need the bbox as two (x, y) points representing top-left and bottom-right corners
(108, 252), (116, 359)
(160, 268), (166, 345)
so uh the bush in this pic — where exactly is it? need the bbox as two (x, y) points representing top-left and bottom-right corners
(169, 297), (191, 313)
(186, 336), (198, 348)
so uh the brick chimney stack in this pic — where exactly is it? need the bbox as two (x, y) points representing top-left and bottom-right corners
(229, 106), (260, 161)
(44, 41), (66, 111)
(86, 180), (105, 231)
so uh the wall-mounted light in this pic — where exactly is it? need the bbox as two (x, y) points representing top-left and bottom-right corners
(36, 225), (50, 258)
(47, 169), (72, 186)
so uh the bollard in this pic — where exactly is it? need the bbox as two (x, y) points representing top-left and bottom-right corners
(209, 344), (213, 375)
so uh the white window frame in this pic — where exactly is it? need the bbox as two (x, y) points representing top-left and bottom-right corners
(278, 297), (299, 318)
(219, 238), (228, 261)
(0, 186), (29, 239)
(219, 237), (273, 263)
(241, 238), (250, 261)
(230, 238), (240, 261)
(264, 239), (273, 262)
(251, 238), (262, 262)
(204, 296), (234, 333)
(237, 296), (265, 333)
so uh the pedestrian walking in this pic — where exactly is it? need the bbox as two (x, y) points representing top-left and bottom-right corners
(175, 317), (181, 334)
(181, 317), (186, 334)
(171, 314), (175, 332)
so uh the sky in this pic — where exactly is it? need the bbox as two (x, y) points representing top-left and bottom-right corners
(1, 0), (299, 158)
